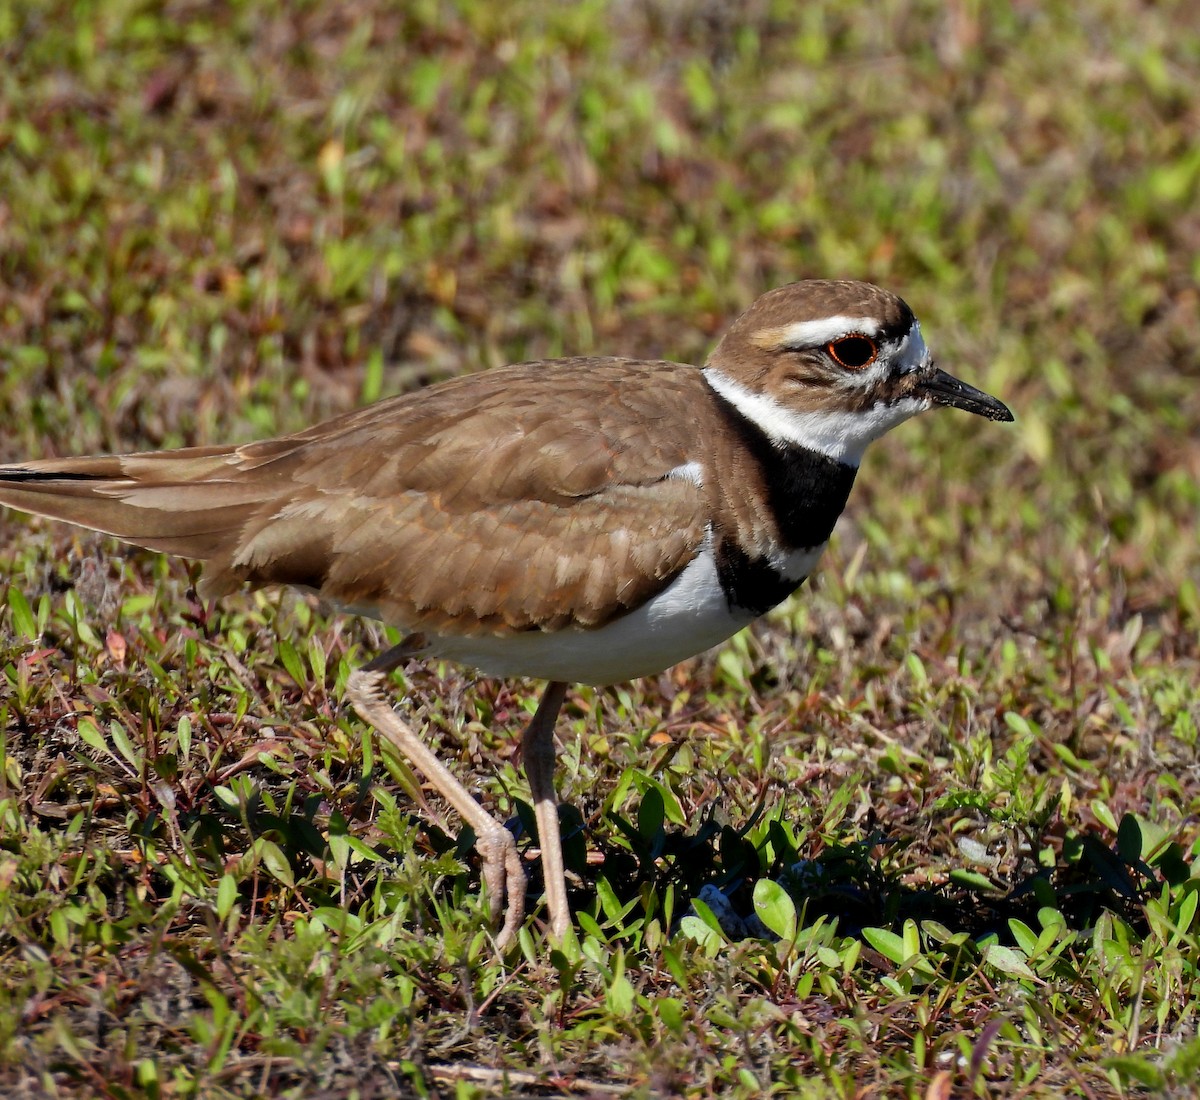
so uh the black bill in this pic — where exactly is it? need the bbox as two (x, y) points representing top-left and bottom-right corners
(915, 369), (1014, 422)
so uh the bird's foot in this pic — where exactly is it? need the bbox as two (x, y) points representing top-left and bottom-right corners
(475, 825), (526, 951)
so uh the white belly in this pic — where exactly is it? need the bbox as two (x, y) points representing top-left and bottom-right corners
(422, 539), (826, 686)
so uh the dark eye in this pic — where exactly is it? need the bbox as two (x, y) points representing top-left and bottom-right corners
(826, 335), (878, 369)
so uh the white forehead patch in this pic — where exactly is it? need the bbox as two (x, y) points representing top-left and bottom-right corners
(895, 321), (929, 375)
(775, 315), (882, 349)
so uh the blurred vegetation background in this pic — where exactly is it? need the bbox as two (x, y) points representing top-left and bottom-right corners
(1, 1), (1198, 1095)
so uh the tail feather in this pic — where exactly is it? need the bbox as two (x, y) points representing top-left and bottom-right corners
(0, 447), (278, 561)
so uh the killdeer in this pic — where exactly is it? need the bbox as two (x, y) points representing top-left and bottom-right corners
(0, 280), (1012, 949)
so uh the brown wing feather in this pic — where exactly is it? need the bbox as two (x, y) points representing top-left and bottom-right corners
(0, 358), (714, 635)
(222, 358), (712, 633)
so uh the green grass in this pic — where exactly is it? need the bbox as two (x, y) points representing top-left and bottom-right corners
(2, 0), (1199, 1095)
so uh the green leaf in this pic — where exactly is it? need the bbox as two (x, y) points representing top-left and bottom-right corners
(1004, 711), (1034, 737)
(607, 768), (636, 813)
(1104, 1055), (1165, 1089)
(1008, 918), (1039, 956)
(605, 973), (635, 1016)
(661, 944), (689, 987)
(753, 879), (797, 942)
(679, 915), (723, 953)
(816, 946), (840, 969)
(216, 874), (237, 921)
(1155, 843), (1192, 886)
(637, 787), (665, 843)
(575, 910), (605, 944)
(311, 908), (363, 936)
(643, 775), (686, 827)
(1116, 813), (1143, 863)
(152, 753), (178, 782)
(981, 943), (1035, 979)
(343, 835), (384, 864)
(308, 639), (326, 686)
(361, 347), (385, 404)
(1091, 799), (1119, 832)
(277, 639), (307, 689)
(1081, 835), (1139, 897)
(251, 839), (295, 888)
(656, 996), (685, 1035)
(76, 717), (109, 757)
(109, 720), (142, 771)
(7, 586), (37, 640)
(1172, 885), (1198, 934)
(863, 926), (908, 966)
(595, 875), (625, 924)
(950, 868), (999, 892)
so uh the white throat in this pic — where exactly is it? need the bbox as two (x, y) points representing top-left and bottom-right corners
(702, 367), (928, 467)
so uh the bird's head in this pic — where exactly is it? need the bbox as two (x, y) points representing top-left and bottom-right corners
(703, 280), (1013, 466)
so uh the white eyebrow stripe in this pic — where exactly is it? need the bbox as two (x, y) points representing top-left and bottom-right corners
(776, 315), (882, 348)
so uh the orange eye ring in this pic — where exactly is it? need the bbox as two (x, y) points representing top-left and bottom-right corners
(826, 334), (878, 369)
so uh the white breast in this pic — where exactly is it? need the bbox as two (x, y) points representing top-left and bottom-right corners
(422, 534), (828, 686)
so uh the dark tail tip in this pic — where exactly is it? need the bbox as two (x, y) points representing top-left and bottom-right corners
(0, 468), (109, 482)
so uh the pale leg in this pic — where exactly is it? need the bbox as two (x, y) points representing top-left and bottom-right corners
(346, 644), (527, 950)
(521, 681), (570, 940)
